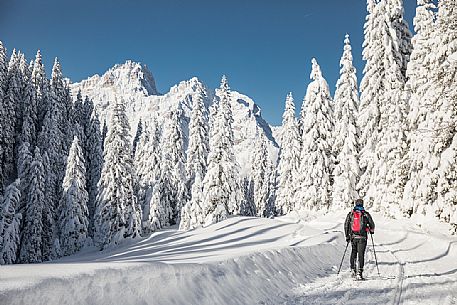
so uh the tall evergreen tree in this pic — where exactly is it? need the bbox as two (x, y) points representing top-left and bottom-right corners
(18, 53), (38, 149)
(435, 134), (457, 225)
(19, 147), (46, 263)
(148, 175), (173, 231)
(0, 180), (21, 264)
(240, 177), (255, 217)
(251, 135), (270, 217)
(201, 76), (242, 225)
(358, 0), (381, 197)
(185, 82), (209, 187)
(388, 0), (413, 78)
(16, 141), (33, 232)
(180, 83), (209, 229)
(72, 90), (85, 141)
(51, 58), (73, 155)
(294, 59), (333, 211)
(179, 173), (205, 230)
(409, 0), (457, 218)
(135, 120), (162, 232)
(41, 151), (56, 260)
(0, 42), (8, 191)
(275, 93), (301, 215)
(85, 113), (103, 237)
(265, 162), (277, 218)
(161, 109), (187, 224)
(37, 79), (66, 259)
(31, 50), (50, 133)
(332, 34), (360, 209)
(58, 136), (89, 256)
(0, 41), (7, 107)
(358, 0), (410, 213)
(402, 0), (438, 215)
(94, 98), (141, 248)
(1, 50), (20, 188)
(82, 96), (94, 133)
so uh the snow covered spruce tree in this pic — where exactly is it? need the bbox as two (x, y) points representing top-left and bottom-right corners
(294, 59), (333, 211)
(201, 76), (242, 225)
(19, 147), (46, 263)
(358, 0), (411, 214)
(185, 82), (209, 188)
(135, 119), (162, 233)
(159, 109), (187, 225)
(18, 54), (38, 149)
(388, 0), (413, 78)
(402, 0), (438, 216)
(58, 136), (89, 256)
(0, 43), (7, 187)
(275, 93), (301, 215)
(179, 173), (205, 230)
(409, 0), (457, 221)
(265, 162), (278, 218)
(0, 180), (21, 264)
(240, 177), (255, 217)
(72, 90), (86, 142)
(435, 134), (457, 226)
(85, 113), (103, 236)
(50, 58), (73, 161)
(1, 50), (21, 189)
(180, 83), (209, 230)
(94, 98), (141, 248)
(332, 34), (360, 210)
(251, 134), (270, 217)
(433, 0), (457, 224)
(35, 62), (68, 259)
(31, 50), (50, 134)
(82, 96), (94, 136)
(148, 177), (173, 231)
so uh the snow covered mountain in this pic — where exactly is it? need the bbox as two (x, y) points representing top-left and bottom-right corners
(70, 61), (279, 177)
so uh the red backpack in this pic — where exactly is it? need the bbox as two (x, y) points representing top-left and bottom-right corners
(351, 210), (364, 234)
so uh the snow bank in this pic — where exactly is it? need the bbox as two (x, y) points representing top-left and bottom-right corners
(2, 213), (457, 305)
(0, 217), (341, 305)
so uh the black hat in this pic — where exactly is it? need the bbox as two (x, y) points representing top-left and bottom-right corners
(355, 198), (364, 206)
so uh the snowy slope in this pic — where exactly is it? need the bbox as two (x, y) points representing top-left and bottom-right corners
(70, 62), (279, 176)
(1, 212), (457, 305)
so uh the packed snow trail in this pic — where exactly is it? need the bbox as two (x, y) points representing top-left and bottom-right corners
(0, 213), (456, 305)
(288, 212), (457, 305)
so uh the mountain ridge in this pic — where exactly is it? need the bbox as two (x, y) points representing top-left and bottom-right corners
(70, 60), (279, 177)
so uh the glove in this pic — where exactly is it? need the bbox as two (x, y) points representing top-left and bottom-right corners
(346, 237), (350, 242)
(370, 230), (374, 235)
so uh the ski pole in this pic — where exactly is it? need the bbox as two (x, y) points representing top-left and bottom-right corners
(370, 232), (380, 276)
(337, 241), (350, 275)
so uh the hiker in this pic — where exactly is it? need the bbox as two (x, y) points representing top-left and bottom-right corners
(344, 198), (375, 280)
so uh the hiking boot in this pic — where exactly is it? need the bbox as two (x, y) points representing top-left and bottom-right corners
(351, 269), (357, 278)
(357, 270), (364, 280)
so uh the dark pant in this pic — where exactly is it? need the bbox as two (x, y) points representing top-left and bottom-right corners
(350, 237), (367, 272)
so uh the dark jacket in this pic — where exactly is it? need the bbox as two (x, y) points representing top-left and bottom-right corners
(344, 209), (375, 240)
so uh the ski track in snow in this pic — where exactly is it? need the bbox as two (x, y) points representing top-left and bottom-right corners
(287, 214), (457, 305)
(1, 212), (457, 305)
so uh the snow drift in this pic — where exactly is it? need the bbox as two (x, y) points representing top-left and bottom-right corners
(1, 212), (457, 305)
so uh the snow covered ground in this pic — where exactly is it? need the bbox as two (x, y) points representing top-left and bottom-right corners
(1, 212), (457, 305)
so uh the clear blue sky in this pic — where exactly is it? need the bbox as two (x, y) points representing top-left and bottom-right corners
(0, 0), (416, 126)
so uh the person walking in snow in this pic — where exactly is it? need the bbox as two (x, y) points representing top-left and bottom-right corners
(344, 198), (375, 280)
